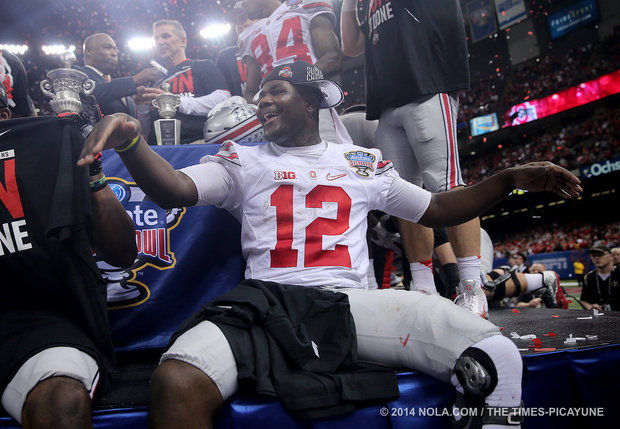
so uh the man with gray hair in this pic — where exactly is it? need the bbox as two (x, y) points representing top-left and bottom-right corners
(73, 33), (161, 118)
(138, 20), (231, 144)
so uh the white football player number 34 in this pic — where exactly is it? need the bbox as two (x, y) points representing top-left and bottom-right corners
(270, 184), (352, 268)
(251, 16), (313, 77)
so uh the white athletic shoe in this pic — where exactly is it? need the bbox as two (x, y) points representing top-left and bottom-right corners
(454, 279), (489, 319)
(540, 271), (559, 308)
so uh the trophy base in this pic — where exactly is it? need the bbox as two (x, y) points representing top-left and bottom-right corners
(154, 118), (181, 146)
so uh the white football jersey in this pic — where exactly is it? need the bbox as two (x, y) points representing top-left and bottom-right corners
(238, 0), (336, 78)
(188, 140), (411, 289)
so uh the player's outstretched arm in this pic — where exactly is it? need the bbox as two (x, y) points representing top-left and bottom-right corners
(242, 56), (262, 104)
(310, 15), (343, 78)
(90, 173), (137, 268)
(419, 162), (582, 228)
(77, 113), (198, 209)
(340, 0), (365, 57)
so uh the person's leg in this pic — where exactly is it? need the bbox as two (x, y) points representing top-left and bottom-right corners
(483, 269), (562, 308)
(149, 321), (238, 429)
(22, 377), (92, 429)
(342, 288), (523, 428)
(1, 347), (99, 428)
(405, 94), (484, 314)
(150, 360), (223, 429)
(433, 228), (460, 298)
(375, 107), (437, 294)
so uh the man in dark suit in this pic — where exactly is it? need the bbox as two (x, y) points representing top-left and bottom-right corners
(74, 33), (161, 118)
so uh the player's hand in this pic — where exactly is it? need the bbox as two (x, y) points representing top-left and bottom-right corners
(132, 67), (162, 85)
(527, 297), (542, 308)
(134, 86), (164, 105)
(77, 113), (141, 166)
(510, 162), (582, 199)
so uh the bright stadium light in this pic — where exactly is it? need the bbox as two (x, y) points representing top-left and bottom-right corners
(0, 44), (29, 55)
(42, 44), (75, 56)
(200, 23), (231, 39)
(127, 36), (154, 52)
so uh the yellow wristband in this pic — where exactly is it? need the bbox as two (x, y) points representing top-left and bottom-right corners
(114, 135), (140, 154)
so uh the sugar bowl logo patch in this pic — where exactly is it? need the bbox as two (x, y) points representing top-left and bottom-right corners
(344, 150), (376, 176)
(99, 177), (186, 309)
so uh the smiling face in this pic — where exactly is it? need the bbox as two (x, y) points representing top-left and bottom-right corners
(256, 80), (319, 146)
(153, 23), (187, 67)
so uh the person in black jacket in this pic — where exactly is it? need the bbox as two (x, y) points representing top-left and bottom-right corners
(73, 33), (161, 118)
(0, 108), (137, 427)
(136, 20), (231, 144)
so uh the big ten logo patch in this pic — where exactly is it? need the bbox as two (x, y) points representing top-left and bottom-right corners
(0, 149), (32, 256)
(99, 178), (186, 309)
(274, 170), (296, 180)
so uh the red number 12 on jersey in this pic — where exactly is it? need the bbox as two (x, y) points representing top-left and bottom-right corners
(270, 184), (352, 268)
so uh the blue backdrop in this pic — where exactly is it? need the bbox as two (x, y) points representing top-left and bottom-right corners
(494, 249), (589, 279)
(102, 144), (246, 352)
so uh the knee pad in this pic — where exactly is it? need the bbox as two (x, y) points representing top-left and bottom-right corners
(454, 347), (497, 400)
(482, 268), (521, 301)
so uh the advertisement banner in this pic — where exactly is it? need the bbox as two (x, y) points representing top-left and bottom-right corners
(102, 144), (246, 351)
(470, 112), (500, 136)
(580, 157), (620, 178)
(493, 0), (527, 30)
(504, 70), (620, 126)
(549, 0), (600, 40)
(466, 0), (497, 43)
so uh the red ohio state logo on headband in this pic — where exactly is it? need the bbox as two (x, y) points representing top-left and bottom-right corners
(278, 66), (293, 78)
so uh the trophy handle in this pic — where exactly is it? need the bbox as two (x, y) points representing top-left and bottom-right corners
(40, 79), (56, 99)
(152, 99), (159, 109)
(83, 79), (95, 95)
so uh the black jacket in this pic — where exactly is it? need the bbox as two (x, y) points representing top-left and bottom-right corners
(170, 279), (399, 419)
(73, 64), (137, 118)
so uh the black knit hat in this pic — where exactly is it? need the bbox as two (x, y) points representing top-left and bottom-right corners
(260, 61), (344, 109)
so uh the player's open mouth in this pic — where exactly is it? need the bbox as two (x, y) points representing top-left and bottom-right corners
(263, 112), (279, 125)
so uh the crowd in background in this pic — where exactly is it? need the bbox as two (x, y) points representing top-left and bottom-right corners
(458, 30), (620, 123)
(492, 220), (619, 257)
(460, 106), (620, 182)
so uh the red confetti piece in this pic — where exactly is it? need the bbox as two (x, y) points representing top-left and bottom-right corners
(534, 348), (557, 352)
(543, 332), (557, 337)
(531, 338), (542, 348)
(499, 327), (505, 330)
(512, 309), (520, 313)
(552, 315), (560, 318)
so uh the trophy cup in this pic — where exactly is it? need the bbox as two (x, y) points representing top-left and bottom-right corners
(152, 83), (181, 145)
(40, 51), (95, 114)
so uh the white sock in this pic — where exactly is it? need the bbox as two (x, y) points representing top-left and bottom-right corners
(410, 260), (437, 294)
(523, 273), (544, 293)
(367, 259), (378, 290)
(456, 255), (481, 285)
(451, 335), (522, 428)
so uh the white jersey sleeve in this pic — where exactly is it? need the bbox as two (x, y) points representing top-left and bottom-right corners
(237, 20), (265, 61)
(368, 154), (432, 223)
(179, 141), (243, 209)
(301, 0), (336, 26)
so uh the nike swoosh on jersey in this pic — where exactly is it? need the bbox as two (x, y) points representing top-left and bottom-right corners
(0, 130), (12, 138)
(326, 173), (346, 181)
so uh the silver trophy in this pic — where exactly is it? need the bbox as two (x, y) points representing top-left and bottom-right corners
(40, 51), (95, 114)
(152, 82), (181, 145)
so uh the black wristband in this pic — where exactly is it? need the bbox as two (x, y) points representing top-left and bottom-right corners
(89, 157), (103, 176)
